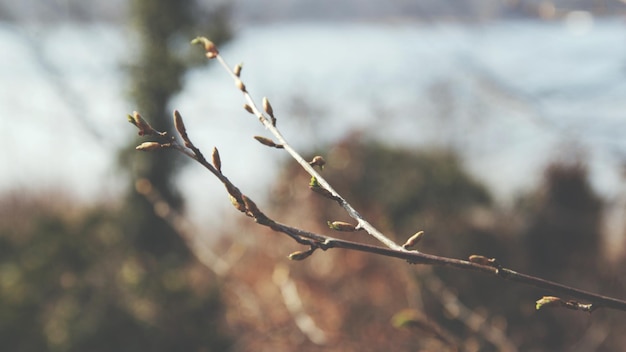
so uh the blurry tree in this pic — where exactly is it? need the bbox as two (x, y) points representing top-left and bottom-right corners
(122, 0), (230, 257)
(228, 136), (624, 351)
(0, 1), (233, 350)
(116, 0), (233, 350)
(239, 135), (498, 350)
(523, 162), (603, 283)
(0, 194), (232, 352)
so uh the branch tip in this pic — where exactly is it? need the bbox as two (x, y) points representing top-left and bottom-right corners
(211, 147), (222, 172)
(128, 111), (158, 136)
(191, 36), (218, 59)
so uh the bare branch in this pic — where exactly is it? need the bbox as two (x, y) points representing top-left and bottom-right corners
(126, 37), (626, 314)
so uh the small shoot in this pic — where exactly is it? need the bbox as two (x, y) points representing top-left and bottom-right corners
(536, 296), (595, 312)
(212, 147), (222, 173)
(402, 231), (424, 250)
(288, 247), (316, 261)
(309, 156), (326, 170)
(191, 36), (219, 59)
(136, 142), (163, 151)
(327, 221), (358, 232)
(254, 136), (284, 149)
(128, 111), (160, 136)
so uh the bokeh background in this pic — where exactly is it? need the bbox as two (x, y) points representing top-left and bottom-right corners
(3, 0), (626, 351)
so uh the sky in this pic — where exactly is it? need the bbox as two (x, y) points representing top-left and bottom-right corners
(2, 13), (626, 243)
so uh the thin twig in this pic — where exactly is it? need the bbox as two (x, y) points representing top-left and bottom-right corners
(214, 51), (403, 251)
(127, 38), (626, 313)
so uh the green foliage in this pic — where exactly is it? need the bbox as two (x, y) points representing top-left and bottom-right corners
(315, 135), (491, 239)
(0, 196), (231, 351)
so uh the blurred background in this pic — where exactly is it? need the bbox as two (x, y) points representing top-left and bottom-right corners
(2, 0), (626, 351)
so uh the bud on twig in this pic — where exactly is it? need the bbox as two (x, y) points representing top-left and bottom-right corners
(136, 142), (162, 151)
(468, 255), (492, 266)
(262, 97), (274, 116)
(242, 195), (261, 217)
(225, 183), (245, 212)
(402, 231), (424, 249)
(309, 176), (339, 201)
(468, 254), (502, 273)
(191, 37), (218, 59)
(128, 111), (158, 136)
(327, 221), (358, 232)
(212, 147), (222, 172)
(235, 78), (246, 92)
(254, 136), (284, 149)
(288, 248), (315, 261)
(173, 110), (192, 148)
(535, 296), (594, 312)
(243, 104), (255, 114)
(309, 156), (326, 169)
(233, 63), (243, 77)
(262, 97), (276, 126)
(229, 195), (246, 213)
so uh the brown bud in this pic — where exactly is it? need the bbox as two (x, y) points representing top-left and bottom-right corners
(468, 255), (492, 266)
(225, 184), (245, 212)
(191, 37), (218, 59)
(212, 147), (222, 172)
(128, 111), (157, 136)
(288, 248), (315, 261)
(262, 97), (274, 117)
(233, 63), (243, 77)
(173, 110), (191, 147)
(242, 195), (261, 216)
(254, 136), (283, 149)
(135, 142), (162, 151)
(327, 221), (357, 232)
(402, 231), (424, 249)
(309, 156), (326, 169)
(235, 78), (246, 92)
(243, 104), (255, 114)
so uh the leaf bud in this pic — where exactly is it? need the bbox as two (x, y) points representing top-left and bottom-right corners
(402, 231), (424, 249)
(191, 37), (218, 59)
(212, 147), (222, 172)
(288, 248), (315, 261)
(262, 97), (274, 117)
(243, 104), (255, 114)
(254, 136), (284, 149)
(235, 78), (246, 92)
(327, 221), (357, 232)
(233, 63), (243, 77)
(135, 142), (162, 151)
(309, 156), (326, 169)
